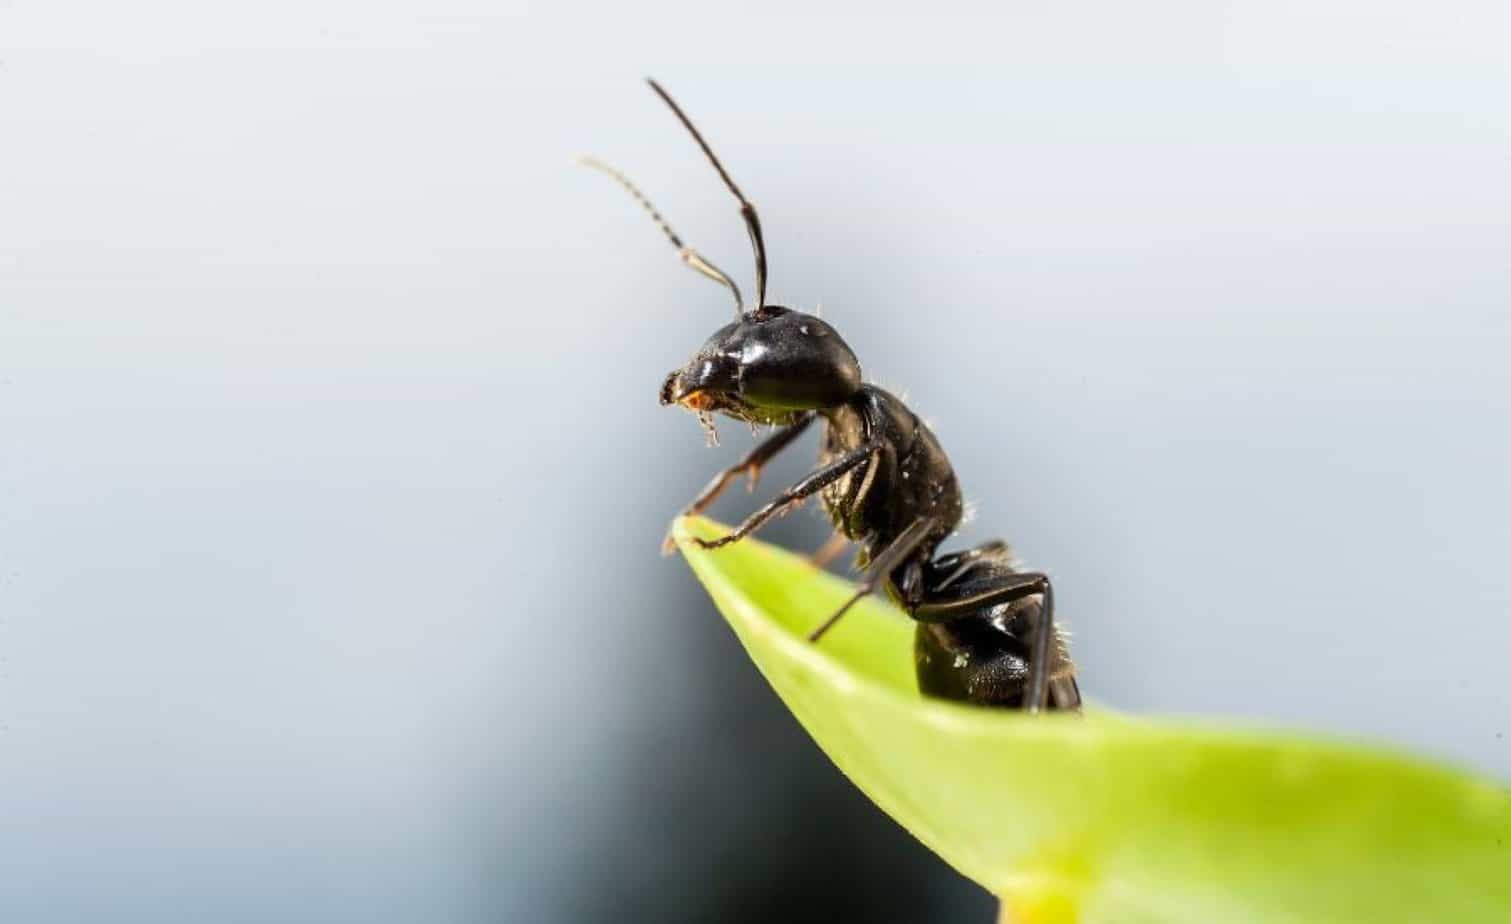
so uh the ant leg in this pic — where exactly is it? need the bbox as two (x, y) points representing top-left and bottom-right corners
(684, 413), (814, 511)
(662, 413), (815, 554)
(690, 443), (879, 551)
(914, 574), (1056, 713)
(808, 531), (851, 570)
(932, 539), (1012, 590)
(807, 516), (938, 642)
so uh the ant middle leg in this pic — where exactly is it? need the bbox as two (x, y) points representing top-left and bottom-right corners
(914, 572), (1057, 713)
(806, 516), (938, 642)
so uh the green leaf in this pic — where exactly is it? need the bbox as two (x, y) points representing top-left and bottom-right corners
(673, 517), (1511, 924)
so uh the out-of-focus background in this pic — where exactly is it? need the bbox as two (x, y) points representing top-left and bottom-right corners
(4, 2), (1510, 921)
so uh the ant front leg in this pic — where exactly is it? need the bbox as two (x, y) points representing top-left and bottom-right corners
(915, 572), (1057, 713)
(663, 414), (815, 553)
(689, 443), (878, 552)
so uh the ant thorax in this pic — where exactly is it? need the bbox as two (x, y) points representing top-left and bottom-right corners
(816, 386), (963, 551)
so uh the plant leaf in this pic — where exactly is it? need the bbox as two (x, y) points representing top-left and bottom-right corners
(673, 517), (1511, 923)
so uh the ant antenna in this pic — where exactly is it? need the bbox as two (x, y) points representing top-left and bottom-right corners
(646, 79), (769, 313)
(573, 155), (744, 315)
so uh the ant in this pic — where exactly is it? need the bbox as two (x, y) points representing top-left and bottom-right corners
(578, 80), (1080, 712)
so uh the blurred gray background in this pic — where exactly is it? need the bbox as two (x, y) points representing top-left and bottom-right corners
(3, 1), (1509, 921)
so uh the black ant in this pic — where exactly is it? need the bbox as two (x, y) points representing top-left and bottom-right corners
(578, 80), (1080, 712)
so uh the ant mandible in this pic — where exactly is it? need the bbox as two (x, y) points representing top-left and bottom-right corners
(578, 80), (1080, 712)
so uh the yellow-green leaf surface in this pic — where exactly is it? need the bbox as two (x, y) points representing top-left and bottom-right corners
(673, 517), (1510, 924)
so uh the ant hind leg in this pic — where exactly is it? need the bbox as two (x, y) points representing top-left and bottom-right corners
(914, 572), (1058, 713)
(930, 539), (1013, 590)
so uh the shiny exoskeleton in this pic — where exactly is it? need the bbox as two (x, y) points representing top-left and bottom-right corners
(579, 80), (1079, 711)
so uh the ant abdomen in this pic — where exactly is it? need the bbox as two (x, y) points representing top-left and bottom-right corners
(915, 597), (1081, 710)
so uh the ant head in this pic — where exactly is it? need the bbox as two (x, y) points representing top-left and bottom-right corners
(660, 306), (862, 428)
(580, 81), (862, 435)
